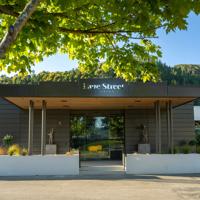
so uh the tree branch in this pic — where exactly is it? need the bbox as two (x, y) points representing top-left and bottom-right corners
(0, 4), (164, 37)
(58, 26), (162, 37)
(0, 0), (42, 59)
(0, 5), (19, 17)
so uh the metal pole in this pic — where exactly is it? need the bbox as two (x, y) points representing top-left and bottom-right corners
(166, 101), (171, 152)
(41, 100), (46, 155)
(28, 100), (34, 155)
(157, 100), (161, 153)
(169, 100), (174, 153)
(154, 101), (158, 153)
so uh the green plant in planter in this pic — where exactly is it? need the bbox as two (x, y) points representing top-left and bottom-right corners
(7, 144), (20, 156)
(21, 148), (28, 156)
(180, 145), (191, 154)
(0, 146), (7, 155)
(196, 146), (200, 154)
(195, 132), (200, 145)
(188, 140), (197, 146)
(188, 140), (197, 153)
(2, 134), (13, 147)
(173, 146), (180, 154)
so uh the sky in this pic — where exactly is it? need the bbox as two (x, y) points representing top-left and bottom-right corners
(30, 12), (200, 73)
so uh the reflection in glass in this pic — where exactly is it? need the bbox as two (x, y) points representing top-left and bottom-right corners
(70, 115), (124, 160)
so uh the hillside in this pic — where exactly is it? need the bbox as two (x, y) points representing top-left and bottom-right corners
(1, 63), (200, 86)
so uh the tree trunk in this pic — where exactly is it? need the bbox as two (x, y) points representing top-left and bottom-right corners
(0, 0), (42, 59)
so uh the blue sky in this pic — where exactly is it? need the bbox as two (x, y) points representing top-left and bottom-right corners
(32, 12), (200, 73)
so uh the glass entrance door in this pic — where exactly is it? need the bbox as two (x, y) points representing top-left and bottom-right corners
(70, 115), (124, 160)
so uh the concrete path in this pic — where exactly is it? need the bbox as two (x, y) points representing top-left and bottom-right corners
(0, 174), (200, 200)
(80, 160), (124, 175)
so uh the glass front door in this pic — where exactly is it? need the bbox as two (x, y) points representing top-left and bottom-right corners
(70, 115), (124, 160)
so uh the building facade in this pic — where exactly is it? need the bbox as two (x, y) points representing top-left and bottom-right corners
(0, 79), (197, 160)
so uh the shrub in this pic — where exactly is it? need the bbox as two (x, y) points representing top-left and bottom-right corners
(0, 146), (7, 155)
(7, 144), (20, 156)
(21, 148), (28, 156)
(173, 145), (194, 154)
(173, 146), (180, 154)
(2, 134), (13, 147)
(195, 132), (200, 145)
(66, 149), (79, 155)
(180, 145), (191, 154)
(196, 146), (200, 154)
(66, 151), (72, 155)
(188, 140), (197, 146)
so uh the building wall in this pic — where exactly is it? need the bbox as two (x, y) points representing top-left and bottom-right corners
(19, 110), (70, 154)
(0, 98), (195, 154)
(125, 103), (195, 153)
(0, 98), (70, 154)
(125, 109), (157, 153)
(173, 103), (195, 146)
(0, 98), (21, 144)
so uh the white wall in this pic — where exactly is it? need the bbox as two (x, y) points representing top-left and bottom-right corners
(194, 106), (200, 120)
(0, 155), (79, 176)
(126, 154), (200, 174)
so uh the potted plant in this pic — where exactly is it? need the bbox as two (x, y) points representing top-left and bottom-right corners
(2, 134), (13, 148)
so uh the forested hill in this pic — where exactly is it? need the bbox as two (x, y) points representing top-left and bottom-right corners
(158, 62), (200, 86)
(1, 62), (200, 85)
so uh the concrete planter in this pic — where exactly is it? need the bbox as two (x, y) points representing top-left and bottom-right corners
(126, 154), (200, 174)
(0, 154), (79, 176)
(45, 144), (57, 154)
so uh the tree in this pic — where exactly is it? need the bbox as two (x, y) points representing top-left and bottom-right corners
(0, 0), (41, 59)
(0, 0), (199, 81)
(2, 62), (200, 85)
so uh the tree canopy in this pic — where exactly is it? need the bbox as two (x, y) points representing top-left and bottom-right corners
(0, 0), (200, 81)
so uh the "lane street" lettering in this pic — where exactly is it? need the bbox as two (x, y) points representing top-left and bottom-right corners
(82, 83), (124, 90)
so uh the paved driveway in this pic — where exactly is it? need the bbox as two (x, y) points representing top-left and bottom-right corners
(0, 174), (200, 200)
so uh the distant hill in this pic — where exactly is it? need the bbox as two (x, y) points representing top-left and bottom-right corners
(158, 62), (200, 86)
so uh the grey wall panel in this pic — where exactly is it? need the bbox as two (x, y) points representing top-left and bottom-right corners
(46, 110), (70, 154)
(125, 103), (195, 154)
(125, 109), (157, 153)
(173, 103), (195, 145)
(0, 97), (196, 155)
(19, 109), (70, 154)
(0, 98), (21, 144)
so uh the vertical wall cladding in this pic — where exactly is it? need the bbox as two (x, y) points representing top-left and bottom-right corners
(125, 109), (157, 154)
(173, 103), (195, 145)
(46, 110), (70, 154)
(0, 98), (21, 144)
(125, 103), (195, 154)
(0, 97), (195, 154)
(19, 110), (28, 149)
(19, 109), (70, 154)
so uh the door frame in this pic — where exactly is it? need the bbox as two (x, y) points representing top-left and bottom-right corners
(69, 110), (125, 162)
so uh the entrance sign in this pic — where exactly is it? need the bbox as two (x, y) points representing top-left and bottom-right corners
(82, 82), (124, 90)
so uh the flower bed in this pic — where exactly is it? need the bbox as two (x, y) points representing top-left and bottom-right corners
(126, 153), (200, 174)
(0, 154), (79, 176)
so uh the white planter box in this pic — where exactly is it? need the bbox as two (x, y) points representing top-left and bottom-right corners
(0, 154), (79, 176)
(126, 154), (200, 174)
